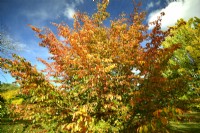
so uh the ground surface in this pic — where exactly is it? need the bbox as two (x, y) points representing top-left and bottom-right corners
(1, 112), (200, 132)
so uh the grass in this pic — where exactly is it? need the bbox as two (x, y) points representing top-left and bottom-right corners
(0, 118), (44, 133)
(0, 123), (25, 133)
(0, 86), (26, 133)
(168, 112), (200, 133)
(1, 113), (200, 133)
(169, 121), (200, 133)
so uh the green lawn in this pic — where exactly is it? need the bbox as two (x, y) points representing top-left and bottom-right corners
(168, 112), (200, 133)
(169, 121), (200, 133)
(0, 117), (44, 133)
(1, 113), (200, 133)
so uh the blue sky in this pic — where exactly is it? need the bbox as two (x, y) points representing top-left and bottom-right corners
(0, 0), (200, 83)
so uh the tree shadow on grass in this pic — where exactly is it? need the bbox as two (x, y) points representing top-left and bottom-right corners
(169, 121), (200, 133)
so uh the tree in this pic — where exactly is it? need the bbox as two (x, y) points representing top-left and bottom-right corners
(0, 24), (17, 56)
(162, 17), (200, 111)
(0, 24), (21, 82)
(0, 1), (189, 132)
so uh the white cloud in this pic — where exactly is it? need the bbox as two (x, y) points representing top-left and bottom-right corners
(14, 42), (27, 52)
(75, 0), (84, 4)
(146, 1), (161, 10)
(64, 5), (76, 20)
(21, 0), (66, 25)
(155, 0), (161, 6)
(21, 0), (85, 25)
(147, 0), (200, 30)
(146, 2), (154, 10)
(63, 0), (84, 20)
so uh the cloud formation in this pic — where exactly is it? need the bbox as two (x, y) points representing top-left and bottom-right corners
(63, 4), (76, 20)
(21, 0), (66, 25)
(21, 0), (84, 25)
(146, 2), (154, 10)
(147, 0), (200, 30)
(63, 0), (84, 20)
(146, 0), (161, 10)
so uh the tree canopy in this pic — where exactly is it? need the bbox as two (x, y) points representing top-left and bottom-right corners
(162, 17), (200, 111)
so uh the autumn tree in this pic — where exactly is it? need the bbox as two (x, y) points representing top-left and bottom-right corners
(0, 1), (190, 132)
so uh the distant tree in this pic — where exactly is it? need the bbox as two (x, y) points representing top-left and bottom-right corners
(162, 17), (200, 111)
(0, 82), (19, 92)
(0, 23), (22, 82)
(0, 24), (17, 56)
(0, 23), (23, 56)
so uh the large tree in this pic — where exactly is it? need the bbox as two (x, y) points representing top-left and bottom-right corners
(0, 1), (190, 132)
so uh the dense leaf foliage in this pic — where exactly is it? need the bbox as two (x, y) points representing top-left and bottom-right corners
(162, 17), (200, 111)
(0, 1), (196, 132)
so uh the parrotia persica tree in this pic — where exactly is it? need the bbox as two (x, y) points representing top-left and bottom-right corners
(162, 17), (200, 111)
(0, 1), (190, 132)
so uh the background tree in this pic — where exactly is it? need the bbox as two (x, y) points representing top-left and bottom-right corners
(0, 1), (191, 132)
(0, 23), (22, 82)
(0, 24), (18, 56)
(162, 17), (200, 111)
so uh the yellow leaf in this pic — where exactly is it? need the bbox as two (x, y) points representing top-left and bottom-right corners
(104, 64), (116, 72)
